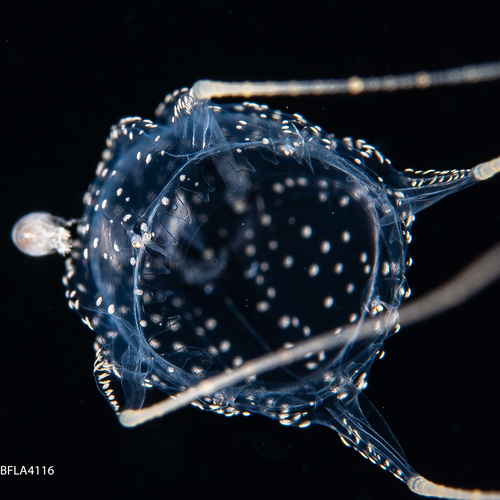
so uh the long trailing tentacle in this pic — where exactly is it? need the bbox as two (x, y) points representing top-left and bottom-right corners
(120, 241), (500, 427)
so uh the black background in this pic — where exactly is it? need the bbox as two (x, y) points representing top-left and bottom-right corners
(2, 1), (499, 499)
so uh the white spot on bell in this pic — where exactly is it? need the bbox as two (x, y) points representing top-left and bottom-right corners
(301, 225), (312, 238)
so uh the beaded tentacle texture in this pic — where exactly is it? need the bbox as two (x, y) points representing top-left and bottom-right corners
(12, 62), (500, 499)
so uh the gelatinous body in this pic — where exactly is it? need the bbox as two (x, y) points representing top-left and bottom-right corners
(11, 67), (500, 499)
